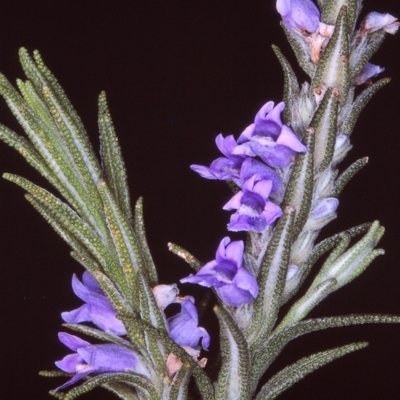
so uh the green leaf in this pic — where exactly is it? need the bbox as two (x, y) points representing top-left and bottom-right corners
(167, 365), (191, 400)
(168, 242), (203, 272)
(282, 129), (314, 238)
(254, 342), (368, 400)
(271, 45), (301, 134)
(61, 372), (159, 400)
(350, 30), (386, 77)
(312, 7), (350, 105)
(98, 180), (144, 306)
(341, 78), (390, 136)
(321, 0), (362, 30)
(309, 88), (338, 171)
(134, 197), (159, 284)
(276, 279), (337, 333)
(102, 382), (140, 400)
(280, 23), (316, 77)
(99, 91), (133, 223)
(247, 207), (295, 350)
(214, 305), (250, 400)
(333, 157), (368, 196)
(62, 323), (135, 349)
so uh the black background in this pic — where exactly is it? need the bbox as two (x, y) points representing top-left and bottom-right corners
(1, 1), (400, 399)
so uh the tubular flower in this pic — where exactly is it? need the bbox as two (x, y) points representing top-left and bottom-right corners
(223, 175), (283, 232)
(55, 333), (148, 392)
(61, 272), (126, 336)
(167, 296), (210, 350)
(180, 237), (259, 306)
(233, 101), (307, 168)
(190, 134), (246, 185)
(276, 0), (321, 33)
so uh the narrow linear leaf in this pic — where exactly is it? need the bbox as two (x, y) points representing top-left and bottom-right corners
(333, 157), (368, 196)
(62, 323), (134, 349)
(254, 342), (368, 400)
(271, 45), (301, 132)
(312, 7), (350, 105)
(61, 372), (159, 400)
(280, 23), (316, 77)
(341, 77), (390, 136)
(167, 365), (191, 400)
(168, 242), (203, 272)
(275, 278), (337, 332)
(309, 88), (338, 171)
(214, 305), (250, 400)
(102, 382), (140, 400)
(99, 91), (133, 223)
(0, 123), (79, 208)
(248, 207), (295, 350)
(350, 30), (386, 76)
(98, 180), (142, 304)
(134, 197), (158, 284)
(282, 129), (314, 238)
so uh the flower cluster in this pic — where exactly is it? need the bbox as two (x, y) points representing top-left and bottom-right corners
(192, 101), (306, 232)
(55, 272), (209, 390)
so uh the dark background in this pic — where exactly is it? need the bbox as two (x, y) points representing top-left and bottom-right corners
(1, 1), (400, 399)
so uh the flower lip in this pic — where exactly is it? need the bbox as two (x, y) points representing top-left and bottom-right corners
(167, 296), (211, 350)
(61, 272), (127, 336)
(234, 102), (307, 168)
(223, 175), (283, 232)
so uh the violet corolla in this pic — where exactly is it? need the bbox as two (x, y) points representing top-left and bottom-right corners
(61, 272), (127, 336)
(190, 134), (246, 185)
(55, 333), (148, 392)
(223, 175), (283, 232)
(233, 101), (307, 168)
(167, 296), (211, 350)
(276, 0), (321, 33)
(180, 237), (258, 307)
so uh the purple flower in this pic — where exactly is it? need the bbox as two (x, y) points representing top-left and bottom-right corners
(190, 134), (246, 185)
(233, 102), (307, 168)
(353, 63), (385, 85)
(180, 237), (259, 307)
(61, 272), (127, 336)
(167, 296), (210, 350)
(55, 333), (148, 391)
(276, 0), (321, 33)
(240, 157), (284, 202)
(223, 175), (283, 232)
